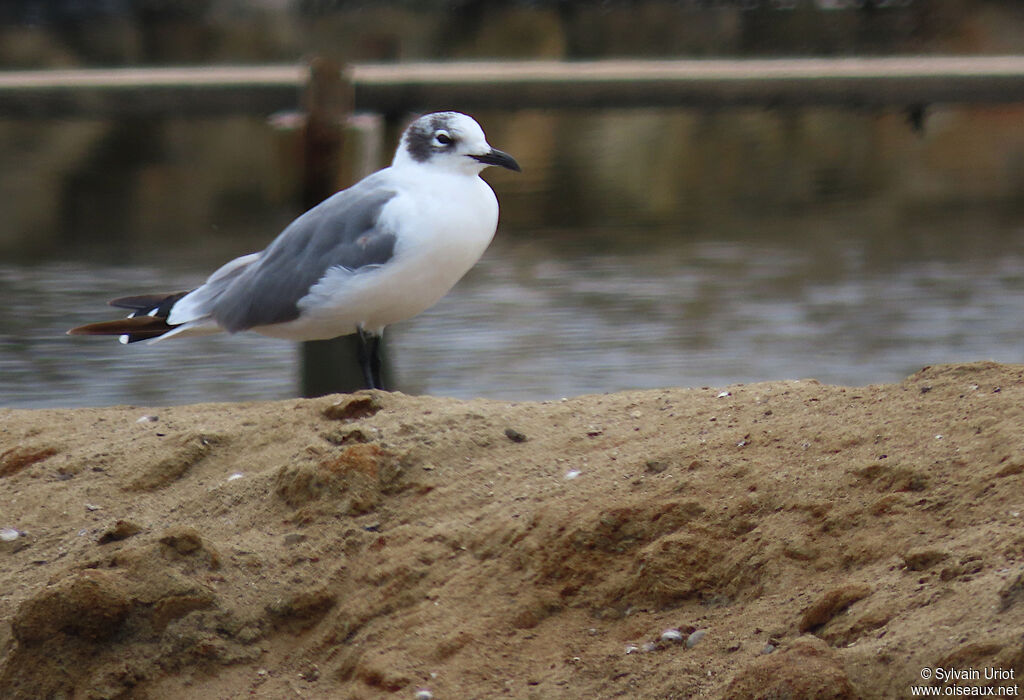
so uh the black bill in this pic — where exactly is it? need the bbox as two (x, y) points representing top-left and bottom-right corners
(470, 148), (521, 172)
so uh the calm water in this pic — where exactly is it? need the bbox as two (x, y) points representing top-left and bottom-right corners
(2, 108), (1024, 408)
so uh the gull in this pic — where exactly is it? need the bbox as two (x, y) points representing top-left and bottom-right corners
(68, 111), (521, 390)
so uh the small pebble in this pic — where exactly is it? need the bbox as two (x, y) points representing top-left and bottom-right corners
(227, 472), (244, 481)
(322, 395), (382, 421)
(85, 503), (101, 512)
(660, 628), (684, 643)
(717, 391), (731, 398)
(414, 690), (434, 700)
(136, 415), (159, 423)
(1, 528), (30, 553)
(97, 519), (142, 544)
(760, 643), (776, 655)
(564, 469), (581, 480)
(298, 665), (320, 682)
(624, 644), (640, 654)
(641, 641), (658, 652)
(504, 428), (528, 443)
(686, 629), (707, 648)
(645, 459), (668, 474)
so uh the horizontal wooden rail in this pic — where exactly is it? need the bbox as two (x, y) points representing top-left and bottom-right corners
(0, 65), (302, 118)
(351, 56), (1024, 111)
(2, 56), (1024, 117)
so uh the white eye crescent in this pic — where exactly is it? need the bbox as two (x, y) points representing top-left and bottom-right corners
(435, 130), (453, 146)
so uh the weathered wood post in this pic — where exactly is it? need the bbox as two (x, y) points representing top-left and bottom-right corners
(293, 58), (389, 397)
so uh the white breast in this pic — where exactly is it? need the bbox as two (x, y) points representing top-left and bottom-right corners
(258, 167), (499, 341)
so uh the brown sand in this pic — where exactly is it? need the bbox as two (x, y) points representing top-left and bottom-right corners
(1, 361), (1023, 699)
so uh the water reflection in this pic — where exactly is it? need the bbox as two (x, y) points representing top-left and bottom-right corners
(2, 107), (1024, 407)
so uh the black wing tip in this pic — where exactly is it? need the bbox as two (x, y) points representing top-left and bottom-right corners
(109, 291), (190, 312)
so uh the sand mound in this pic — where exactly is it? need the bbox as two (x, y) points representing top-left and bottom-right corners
(1, 362), (1023, 698)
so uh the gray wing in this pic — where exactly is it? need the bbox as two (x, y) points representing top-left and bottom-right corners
(211, 174), (398, 333)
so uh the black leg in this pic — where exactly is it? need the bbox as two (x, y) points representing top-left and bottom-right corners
(367, 332), (383, 390)
(356, 327), (385, 390)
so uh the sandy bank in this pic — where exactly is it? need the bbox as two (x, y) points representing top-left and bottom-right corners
(1, 362), (1023, 698)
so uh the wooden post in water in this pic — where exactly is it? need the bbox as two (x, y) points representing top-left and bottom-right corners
(294, 58), (389, 397)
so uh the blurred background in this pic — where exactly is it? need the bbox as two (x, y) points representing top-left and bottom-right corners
(3, 0), (1024, 407)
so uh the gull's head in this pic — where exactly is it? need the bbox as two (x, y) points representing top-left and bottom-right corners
(394, 111), (521, 175)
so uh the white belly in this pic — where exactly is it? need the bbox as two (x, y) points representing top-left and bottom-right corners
(253, 171), (499, 341)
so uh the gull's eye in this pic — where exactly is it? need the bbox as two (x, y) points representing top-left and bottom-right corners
(435, 131), (453, 147)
